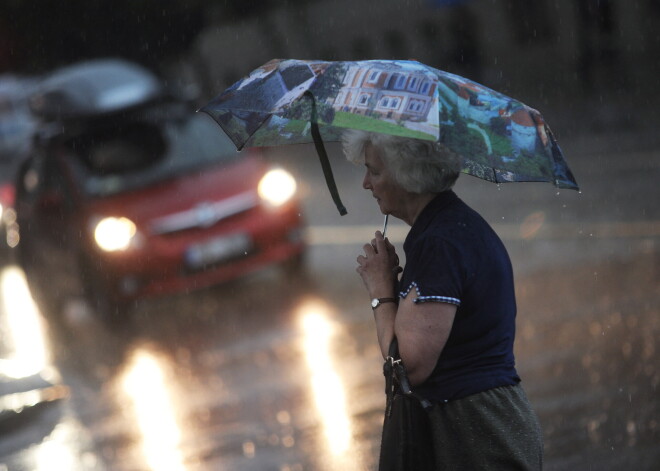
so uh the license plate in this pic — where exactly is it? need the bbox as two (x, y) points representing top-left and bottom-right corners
(185, 233), (251, 270)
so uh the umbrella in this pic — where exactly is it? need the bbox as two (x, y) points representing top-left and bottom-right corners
(200, 59), (579, 217)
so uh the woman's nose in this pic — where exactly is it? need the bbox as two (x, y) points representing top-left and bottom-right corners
(362, 173), (371, 190)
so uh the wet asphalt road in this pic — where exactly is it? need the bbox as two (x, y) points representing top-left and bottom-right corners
(0, 129), (658, 470)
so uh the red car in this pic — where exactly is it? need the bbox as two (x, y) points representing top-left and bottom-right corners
(16, 60), (306, 321)
(0, 180), (18, 258)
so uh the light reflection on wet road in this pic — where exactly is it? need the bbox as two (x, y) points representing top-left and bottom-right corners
(0, 267), (48, 379)
(120, 347), (186, 471)
(298, 303), (352, 458)
(1, 142), (659, 470)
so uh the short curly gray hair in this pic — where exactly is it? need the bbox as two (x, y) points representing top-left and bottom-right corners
(342, 129), (461, 193)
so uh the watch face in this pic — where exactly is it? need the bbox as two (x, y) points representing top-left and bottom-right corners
(371, 298), (379, 308)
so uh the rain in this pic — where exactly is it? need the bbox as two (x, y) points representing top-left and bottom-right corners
(0, 1), (658, 470)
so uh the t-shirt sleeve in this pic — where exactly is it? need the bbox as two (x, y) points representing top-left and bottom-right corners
(400, 234), (463, 306)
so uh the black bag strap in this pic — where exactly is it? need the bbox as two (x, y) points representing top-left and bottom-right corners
(384, 337), (433, 411)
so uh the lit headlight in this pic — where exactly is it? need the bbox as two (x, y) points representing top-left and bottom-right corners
(93, 217), (137, 252)
(258, 168), (297, 207)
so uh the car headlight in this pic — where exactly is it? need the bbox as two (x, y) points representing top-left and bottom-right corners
(258, 168), (297, 207)
(93, 217), (138, 252)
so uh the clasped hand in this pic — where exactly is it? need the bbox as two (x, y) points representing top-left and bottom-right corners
(356, 231), (401, 298)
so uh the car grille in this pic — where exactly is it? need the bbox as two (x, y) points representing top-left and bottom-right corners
(149, 191), (258, 235)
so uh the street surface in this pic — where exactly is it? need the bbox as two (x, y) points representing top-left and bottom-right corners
(0, 126), (658, 470)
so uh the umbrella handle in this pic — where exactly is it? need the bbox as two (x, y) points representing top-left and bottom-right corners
(305, 91), (347, 216)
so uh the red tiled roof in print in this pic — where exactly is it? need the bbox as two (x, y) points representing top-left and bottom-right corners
(528, 110), (549, 145)
(309, 62), (330, 75)
(459, 82), (483, 93)
(511, 109), (535, 127)
(529, 109), (546, 127)
(260, 60), (281, 73)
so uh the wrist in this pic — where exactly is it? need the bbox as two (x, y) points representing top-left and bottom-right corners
(371, 297), (398, 309)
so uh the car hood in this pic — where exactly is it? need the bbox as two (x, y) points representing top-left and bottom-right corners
(85, 154), (267, 227)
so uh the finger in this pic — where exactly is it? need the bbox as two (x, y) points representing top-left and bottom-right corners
(375, 234), (389, 253)
(362, 243), (376, 256)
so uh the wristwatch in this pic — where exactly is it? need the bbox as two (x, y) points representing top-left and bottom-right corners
(371, 297), (397, 309)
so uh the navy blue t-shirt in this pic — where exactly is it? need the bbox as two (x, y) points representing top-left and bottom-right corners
(398, 190), (520, 402)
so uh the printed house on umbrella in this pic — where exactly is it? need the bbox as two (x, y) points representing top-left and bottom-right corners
(231, 61), (317, 112)
(436, 77), (548, 155)
(331, 65), (437, 122)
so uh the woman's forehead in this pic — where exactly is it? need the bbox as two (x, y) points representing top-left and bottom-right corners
(364, 142), (384, 165)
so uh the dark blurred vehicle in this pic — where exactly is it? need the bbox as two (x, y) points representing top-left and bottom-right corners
(0, 76), (38, 261)
(15, 59), (306, 321)
(0, 76), (37, 159)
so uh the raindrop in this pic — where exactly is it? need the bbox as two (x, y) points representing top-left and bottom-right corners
(277, 410), (291, 424)
(282, 435), (295, 447)
(242, 441), (256, 458)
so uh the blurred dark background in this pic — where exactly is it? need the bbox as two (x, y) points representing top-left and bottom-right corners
(2, 0), (658, 140)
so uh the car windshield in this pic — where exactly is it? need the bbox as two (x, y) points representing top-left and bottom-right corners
(74, 112), (241, 197)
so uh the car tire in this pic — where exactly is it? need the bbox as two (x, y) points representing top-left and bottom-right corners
(24, 272), (65, 322)
(78, 255), (131, 328)
(16, 238), (65, 322)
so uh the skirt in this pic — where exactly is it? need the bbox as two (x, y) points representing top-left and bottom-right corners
(379, 383), (543, 470)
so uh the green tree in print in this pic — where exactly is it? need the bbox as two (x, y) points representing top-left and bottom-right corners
(279, 63), (346, 124)
(440, 105), (450, 124)
(310, 63), (347, 102)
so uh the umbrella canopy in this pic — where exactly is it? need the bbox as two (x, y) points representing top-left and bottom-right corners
(200, 59), (578, 215)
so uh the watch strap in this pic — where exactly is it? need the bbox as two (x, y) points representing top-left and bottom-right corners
(372, 297), (397, 309)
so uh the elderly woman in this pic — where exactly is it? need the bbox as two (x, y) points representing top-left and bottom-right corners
(343, 130), (543, 470)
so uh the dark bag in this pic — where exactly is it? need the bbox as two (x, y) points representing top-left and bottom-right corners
(378, 338), (436, 471)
